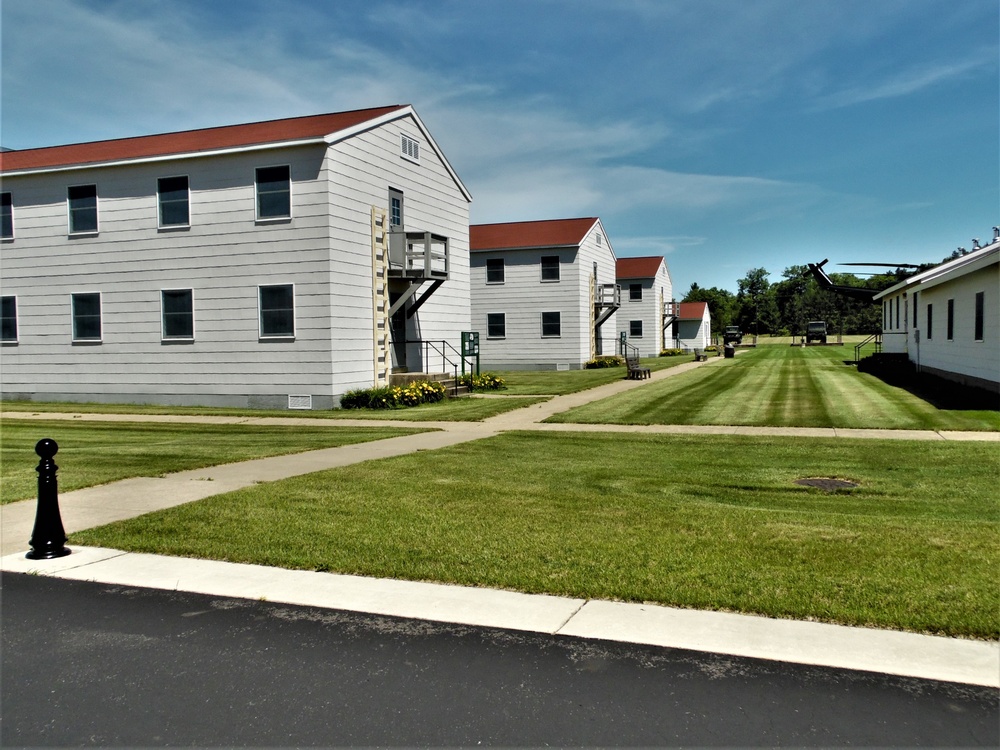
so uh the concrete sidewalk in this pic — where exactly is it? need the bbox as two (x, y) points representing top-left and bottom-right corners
(3, 358), (998, 687)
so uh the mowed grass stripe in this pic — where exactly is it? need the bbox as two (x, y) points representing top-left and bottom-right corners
(549, 346), (1000, 430)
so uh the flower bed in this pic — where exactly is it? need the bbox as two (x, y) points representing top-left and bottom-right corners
(340, 380), (447, 409)
(460, 372), (507, 391)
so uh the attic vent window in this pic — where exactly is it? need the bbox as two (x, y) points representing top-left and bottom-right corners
(596, 232), (602, 246)
(401, 134), (420, 163)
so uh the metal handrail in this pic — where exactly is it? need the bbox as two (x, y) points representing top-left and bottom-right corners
(854, 332), (882, 363)
(413, 339), (474, 395)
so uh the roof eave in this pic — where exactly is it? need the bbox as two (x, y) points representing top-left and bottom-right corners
(1, 136), (329, 177)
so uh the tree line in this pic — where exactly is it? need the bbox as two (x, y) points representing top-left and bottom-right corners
(682, 265), (915, 337)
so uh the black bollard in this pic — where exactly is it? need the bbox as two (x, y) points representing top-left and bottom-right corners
(26, 438), (71, 560)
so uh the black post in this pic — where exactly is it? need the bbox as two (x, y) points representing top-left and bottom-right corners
(26, 438), (71, 560)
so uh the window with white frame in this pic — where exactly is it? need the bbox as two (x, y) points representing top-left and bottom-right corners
(486, 258), (504, 284)
(487, 312), (506, 338)
(259, 284), (294, 338)
(389, 188), (403, 228)
(68, 184), (98, 234)
(158, 176), (190, 227)
(401, 134), (420, 162)
(1, 296), (17, 342)
(540, 256), (559, 282)
(630, 320), (643, 337)
(629, 283), (642, 301)
(255, 166), (291, 220)
(541, 311), (561, 337)
(1, 192), (12, 239)
(72, 292), (102, 341)
(161, 289), (194, 340)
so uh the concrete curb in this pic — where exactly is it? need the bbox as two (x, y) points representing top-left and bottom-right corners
(3, 547), (997, 688)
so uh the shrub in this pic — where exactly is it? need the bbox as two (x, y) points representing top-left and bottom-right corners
(659, 348), (684, 357)
(585, 356), (624, 369)
(460, 372), (507, 391)
(340, 380), (447, 409)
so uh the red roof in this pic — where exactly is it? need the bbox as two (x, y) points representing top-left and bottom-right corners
(0, 105), (407, 173)
(470, 218), (599, 251)
(678, 301), (709, 320)
(616, 256), (663, 279)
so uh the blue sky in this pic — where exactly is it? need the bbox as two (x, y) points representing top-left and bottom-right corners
(2, 0), (997, 293)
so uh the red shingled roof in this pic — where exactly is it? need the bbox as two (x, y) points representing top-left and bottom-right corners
(0, 105), (407, 173)
(616, 256), (663, 279)
(678, 301), (708, 320)
(470, 218), (599, 251)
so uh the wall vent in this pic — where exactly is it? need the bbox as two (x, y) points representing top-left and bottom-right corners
(556, 363), (570, 371)
(288, 394), (312, 410)
(401, 134), (420, 162)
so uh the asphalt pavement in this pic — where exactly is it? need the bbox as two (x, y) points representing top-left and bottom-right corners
(4, 573), (998, 748)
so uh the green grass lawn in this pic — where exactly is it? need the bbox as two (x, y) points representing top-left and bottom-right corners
(0, 420), (429, 503)
(74, 431), (999, 639)
(495, 355), (695, 395)
(0, 395), (548, 422)
(548, 346), (1000, 431)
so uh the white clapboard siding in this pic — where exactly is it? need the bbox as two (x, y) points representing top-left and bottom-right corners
(1, 111), (471, 408)
(910, 263), (998, 387)
(471, 219), (618, 370)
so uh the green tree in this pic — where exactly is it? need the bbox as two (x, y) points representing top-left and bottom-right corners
(736, 268), (778, 336)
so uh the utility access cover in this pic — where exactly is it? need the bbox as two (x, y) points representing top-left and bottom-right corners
(794, 477), (859, 491)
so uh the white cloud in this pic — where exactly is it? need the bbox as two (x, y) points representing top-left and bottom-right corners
(811, 48), (997, 110)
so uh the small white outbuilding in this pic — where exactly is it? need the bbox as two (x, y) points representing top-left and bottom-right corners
(872, 236), (998, 394)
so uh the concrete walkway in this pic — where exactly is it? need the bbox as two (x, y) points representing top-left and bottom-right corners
(3, 356), (998, 687)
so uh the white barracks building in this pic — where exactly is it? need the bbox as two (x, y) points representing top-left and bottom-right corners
(0, 106), (472, 409)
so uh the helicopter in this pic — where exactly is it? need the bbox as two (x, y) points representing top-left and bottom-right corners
(803, 259), (923, 303)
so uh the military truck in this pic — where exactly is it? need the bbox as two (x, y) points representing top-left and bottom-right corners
(723, 326), (743, 345)
(805, 320), (828, 344)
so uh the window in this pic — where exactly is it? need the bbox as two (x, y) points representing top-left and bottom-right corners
(974, 291), (984, 341)
(487, 312), (506, 338)
(541, 256), (559, 282)
(629, 283), (642, 301)
(926, 303), (932, 340)
(72, 293), (102, 341)
(401, 134), (420, 162)
(256, 166), (290, 220)
(389, 188), (403, 228)
(947, 299), (954, 340)
(595, 232), (602, 246)
(486, 258), (504, 284)
(1, 192), (12, 239)
(895, 296), (900, 329)
(259, 284), (294, 338)
(1, 296), (17, 342)
(158, 176), (190, 227)
(630, 320), (643, 337)
(161, 289), (194, 340)
(541, 311), (561, 337)
(68, 184), (98, 233)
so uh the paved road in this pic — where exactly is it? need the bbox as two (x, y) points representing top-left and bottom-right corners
(3, 574), (997, 748)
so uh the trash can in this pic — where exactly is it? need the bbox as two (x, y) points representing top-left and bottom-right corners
(724, 344), (735, 359)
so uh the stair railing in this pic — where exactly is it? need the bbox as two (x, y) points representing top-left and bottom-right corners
(854, 333), (882, 364)
(412, 339), (474, 396)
